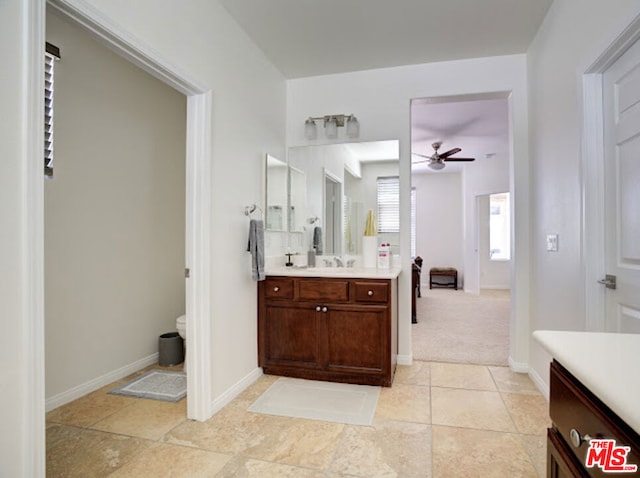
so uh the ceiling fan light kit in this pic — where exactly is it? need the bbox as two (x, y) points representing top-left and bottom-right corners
(304, 114), (360, 140)
(411, 141), (476, 170)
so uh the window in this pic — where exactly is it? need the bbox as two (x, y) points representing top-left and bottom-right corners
(489, 192), (511, 260)
(376, 176), (399, 233)
(45, 42), (60, 178)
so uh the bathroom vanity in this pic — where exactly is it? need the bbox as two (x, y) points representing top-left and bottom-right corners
(258, 267), (400, 386)
(534, 331), (640, 477)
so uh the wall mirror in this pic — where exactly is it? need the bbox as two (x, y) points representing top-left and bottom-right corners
(265, 154), (288, 231)
(287, 140), (400, 257)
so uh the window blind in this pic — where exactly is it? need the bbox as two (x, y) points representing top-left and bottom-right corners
(376, 176), (400, 233)
(45, 42), (60, 178)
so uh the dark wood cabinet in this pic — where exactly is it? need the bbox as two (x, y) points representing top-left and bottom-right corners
(547, 360), (639, 477)
(258, 276), (397, 386)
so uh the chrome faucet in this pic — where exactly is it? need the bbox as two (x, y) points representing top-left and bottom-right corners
(334, 257), (344, 267)
(323, 259), (333, 267)
(346, 259), (356, 268)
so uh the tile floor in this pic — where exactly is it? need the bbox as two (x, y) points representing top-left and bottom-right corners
(46, 361), (550, 477)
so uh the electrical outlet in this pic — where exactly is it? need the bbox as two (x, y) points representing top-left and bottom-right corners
(546, 234), (559, 252)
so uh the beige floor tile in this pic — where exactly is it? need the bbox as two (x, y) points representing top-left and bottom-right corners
(46, 385), (137, 427)
(394, 360), (431, 386)
(375, 383), (431, 423)
(164, 405), (268, 454)
(46, 422), (82, 449)
(216, 456), (326, 478)
(431, 387), (515, 432)
(329, 419), (432, 477)
(489, 366), (542, 395)
(501, 392), (550, 435)
(108, 442), (232, 477)
(432, 425), (538, 478)
(242, 415), (344, 470)
(91, 398), (187, 441)
(431, 362), (496, 391)
(232, 374), (281, 408)
(46, 428), (151, 478)
(520, 434), (547, 477)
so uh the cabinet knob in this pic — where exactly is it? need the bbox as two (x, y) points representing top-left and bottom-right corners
(569, 429), (592, 448)
(316, 306), (321, 312)
(322, 306), (328, 313)
(273, 286), (279, 292)
(368, 290), (374, 296)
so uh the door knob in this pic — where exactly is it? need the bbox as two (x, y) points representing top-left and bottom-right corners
(316, 306), (321, 312)
(322, 307), (328, 313)
(597, 274), (616, 289)
(570, 428), (592, 448)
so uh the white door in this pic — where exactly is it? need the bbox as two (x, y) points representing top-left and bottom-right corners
(603, 37), (640, 333)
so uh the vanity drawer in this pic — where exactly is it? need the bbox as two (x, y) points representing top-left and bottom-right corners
(550, 360), (640, 476)
(354, 281), (389, 303)
(264, 278), (294, 300)
(298, 279), (350, 302)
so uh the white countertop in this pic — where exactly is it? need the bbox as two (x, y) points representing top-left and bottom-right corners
(265, 265), (402, 280)
(533, 330), (640, 434)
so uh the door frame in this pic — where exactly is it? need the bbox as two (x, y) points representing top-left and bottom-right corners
(581, 7), (640, 332)
(46, 0), (214, 421)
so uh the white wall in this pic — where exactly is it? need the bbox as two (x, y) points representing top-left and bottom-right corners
(287, 55), (530, 364)
(45, 12), (186, 399)
(413, 172), (463, 286)
(527, 0), (638, 387)
(462, 149), (511, 294)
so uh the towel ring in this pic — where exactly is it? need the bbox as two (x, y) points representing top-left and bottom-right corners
(244, 204), (263, 217)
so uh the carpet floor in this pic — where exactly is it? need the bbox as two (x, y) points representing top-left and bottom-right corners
(412, 288), (510, 366)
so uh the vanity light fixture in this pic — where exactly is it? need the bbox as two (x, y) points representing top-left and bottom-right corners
(304, 114), (360, 140)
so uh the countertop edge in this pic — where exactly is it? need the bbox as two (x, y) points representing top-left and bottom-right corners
(533, 330), (640, 435)
(264, 266), (402, 279)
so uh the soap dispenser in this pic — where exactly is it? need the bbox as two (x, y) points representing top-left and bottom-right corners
(307, 246), (316, 267)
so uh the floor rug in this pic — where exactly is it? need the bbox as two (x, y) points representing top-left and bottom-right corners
(108, 370), (186, 402)
(248, 377), (380, 426)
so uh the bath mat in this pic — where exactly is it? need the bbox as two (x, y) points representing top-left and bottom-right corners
(248, 377), (380, 426)
(109, 370), (186, 402)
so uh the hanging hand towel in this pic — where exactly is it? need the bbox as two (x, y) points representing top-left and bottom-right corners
(313, 226), (323, 255)
(247, 219), (265, 281)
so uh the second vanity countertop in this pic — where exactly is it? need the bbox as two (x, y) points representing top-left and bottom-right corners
(533, 330), (640, 434)
(265, 265), (402, 280)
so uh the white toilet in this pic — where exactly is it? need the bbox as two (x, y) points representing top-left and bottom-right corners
(176, 314), (186, 366)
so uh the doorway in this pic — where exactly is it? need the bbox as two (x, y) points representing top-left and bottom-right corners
(323, 170), (343, 255)
(45, 1), (213, 421)
(410, 93), (512, 365)
(583, 16), (640, 334)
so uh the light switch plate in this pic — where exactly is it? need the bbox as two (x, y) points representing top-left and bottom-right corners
(546, 234), (559, 252)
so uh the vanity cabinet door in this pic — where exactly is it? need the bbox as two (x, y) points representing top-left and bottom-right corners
(547, 428), (590, 478)
(322, 304), (389, 380)
(262, 302), (320, 369)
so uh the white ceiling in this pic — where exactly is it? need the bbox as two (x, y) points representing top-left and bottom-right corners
(218, 0), (552, 79)
(218, 0), (548, 173)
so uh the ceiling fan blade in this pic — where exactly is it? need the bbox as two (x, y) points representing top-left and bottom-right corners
(439, 147), (462, 159)
(411, 152), (433, 160)
(445, 157), (476, 162)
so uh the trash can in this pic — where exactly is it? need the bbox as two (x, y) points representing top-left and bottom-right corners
(158, 332), (184, 366)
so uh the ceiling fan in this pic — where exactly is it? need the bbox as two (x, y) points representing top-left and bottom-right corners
(412, 142), (476, 170)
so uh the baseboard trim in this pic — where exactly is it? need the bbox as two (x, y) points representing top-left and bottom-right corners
(528, 366), (550, 400)
(210, 367), (263, 416)
(508, 356), (529, 373)
(397, 354), (412, 366)
(45, 353), (159, 412)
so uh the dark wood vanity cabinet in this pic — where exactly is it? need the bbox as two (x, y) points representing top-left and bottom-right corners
(258, 276), (397, 386)
(547, 360), (640, 477)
